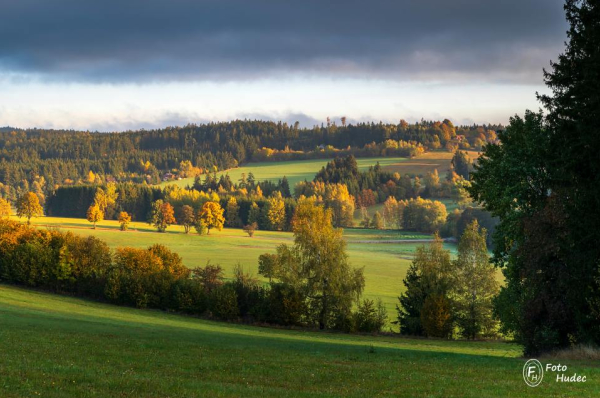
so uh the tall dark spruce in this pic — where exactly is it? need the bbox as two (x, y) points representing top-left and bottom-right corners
(470, 0), (600, 355)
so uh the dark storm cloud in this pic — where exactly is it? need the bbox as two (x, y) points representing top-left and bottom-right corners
(0, 0), (567, 83)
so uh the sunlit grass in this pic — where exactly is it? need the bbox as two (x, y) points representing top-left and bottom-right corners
(1, 285), (598, 397)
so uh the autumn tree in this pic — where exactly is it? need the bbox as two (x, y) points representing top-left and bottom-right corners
(267, 192), (286, 231)
(225, 197), (241, 227)
(86, 203), (104, 229)
(372, 211), (384, 230)
(259, 198), (365, 329)
(324, 183), (355, 227)
(198, 201), (225, 234)
(118, 211), (131, 231)
(16, 192), (43, 224)
(148, 200), (177, 232)
(451, 220), (499, 339)
(382, 196), (398, 228)
(0, 198), (11, 219)
(401, 198), (447, 233)
(423, 169), (441, 197)
(180, 205), (195, 233)
(93, 184), (118, 218)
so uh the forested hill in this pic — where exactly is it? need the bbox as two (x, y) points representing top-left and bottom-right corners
(0, 119), (500, 199)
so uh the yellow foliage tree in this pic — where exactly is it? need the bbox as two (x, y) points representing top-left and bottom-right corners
(0, 198), (11, 219)
(87, 170), (96, 183)
(198, 201), (225, 234)
(16, 192), (43, 224)
(267, 192), (286, 231)
(87, 203), (104, 229)
(118, 211), (131, 231)
(324, 183), (354, 227)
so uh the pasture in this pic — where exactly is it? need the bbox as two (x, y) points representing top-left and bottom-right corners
(1, 285), (598, 397)
(18, 215), (456, 324)
(162, 157), (411, 189)
(161, 155), (444, 189)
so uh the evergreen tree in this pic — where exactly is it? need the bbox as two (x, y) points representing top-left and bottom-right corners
(470, 0), (600, 354)
(396, 235), (453, 336)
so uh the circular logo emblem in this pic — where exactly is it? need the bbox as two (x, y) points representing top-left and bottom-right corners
(523, 359), (544, 387)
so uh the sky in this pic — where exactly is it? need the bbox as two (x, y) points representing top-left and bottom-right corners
(0, 0), (568, 131)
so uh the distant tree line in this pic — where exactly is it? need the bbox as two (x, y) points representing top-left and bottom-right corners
(0, 119), (499, 201)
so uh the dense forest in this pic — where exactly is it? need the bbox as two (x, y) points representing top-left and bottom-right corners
(0, 119), (499, 201)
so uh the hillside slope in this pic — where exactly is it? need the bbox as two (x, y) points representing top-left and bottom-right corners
(1, 285), (597, 397)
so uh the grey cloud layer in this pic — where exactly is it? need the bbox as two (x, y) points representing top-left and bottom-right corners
(0, 0), (567, 83)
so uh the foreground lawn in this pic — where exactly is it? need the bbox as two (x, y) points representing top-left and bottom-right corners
(19, 216), (456, 324)
(0, 285), (597, 397)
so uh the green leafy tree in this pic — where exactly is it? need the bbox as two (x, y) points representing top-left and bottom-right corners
(451, 220), (499, 339)
(148, 200), (176, 232)
(247, 201), (261, 225)
(180, 205), (195, 234)
(259, 198), (365, 329)
(353, 299), (387, 333)
(451, 151), (472, 179)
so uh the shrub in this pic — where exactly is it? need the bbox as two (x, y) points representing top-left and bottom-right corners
(243, 222), (258, 237)
(265, 282), (307, 326)
(353, 299), (387, 333)
(172, 279), (208, 315)
(209, 284), (239, 321)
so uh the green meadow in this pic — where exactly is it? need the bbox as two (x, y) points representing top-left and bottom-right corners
(18, 215), (456, 325)
(162, 156), (412, 189)
(1, 284), (598, 397)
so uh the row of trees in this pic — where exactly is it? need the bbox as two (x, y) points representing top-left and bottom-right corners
(0, 199), (386, 333)
(396, 221), (499, 339)
(0, 120), (499, 198)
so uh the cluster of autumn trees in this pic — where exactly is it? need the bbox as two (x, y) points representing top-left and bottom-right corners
(396, 221), (499, 339)
(0, 199), (385, 333)
(0, 119), (499, 203)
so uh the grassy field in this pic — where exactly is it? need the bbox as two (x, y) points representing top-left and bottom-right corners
(16, 215), (457, 325)
(378, 150), (481, 177)
(162, 156), (411, 189)
(1, 284), (598, 397)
